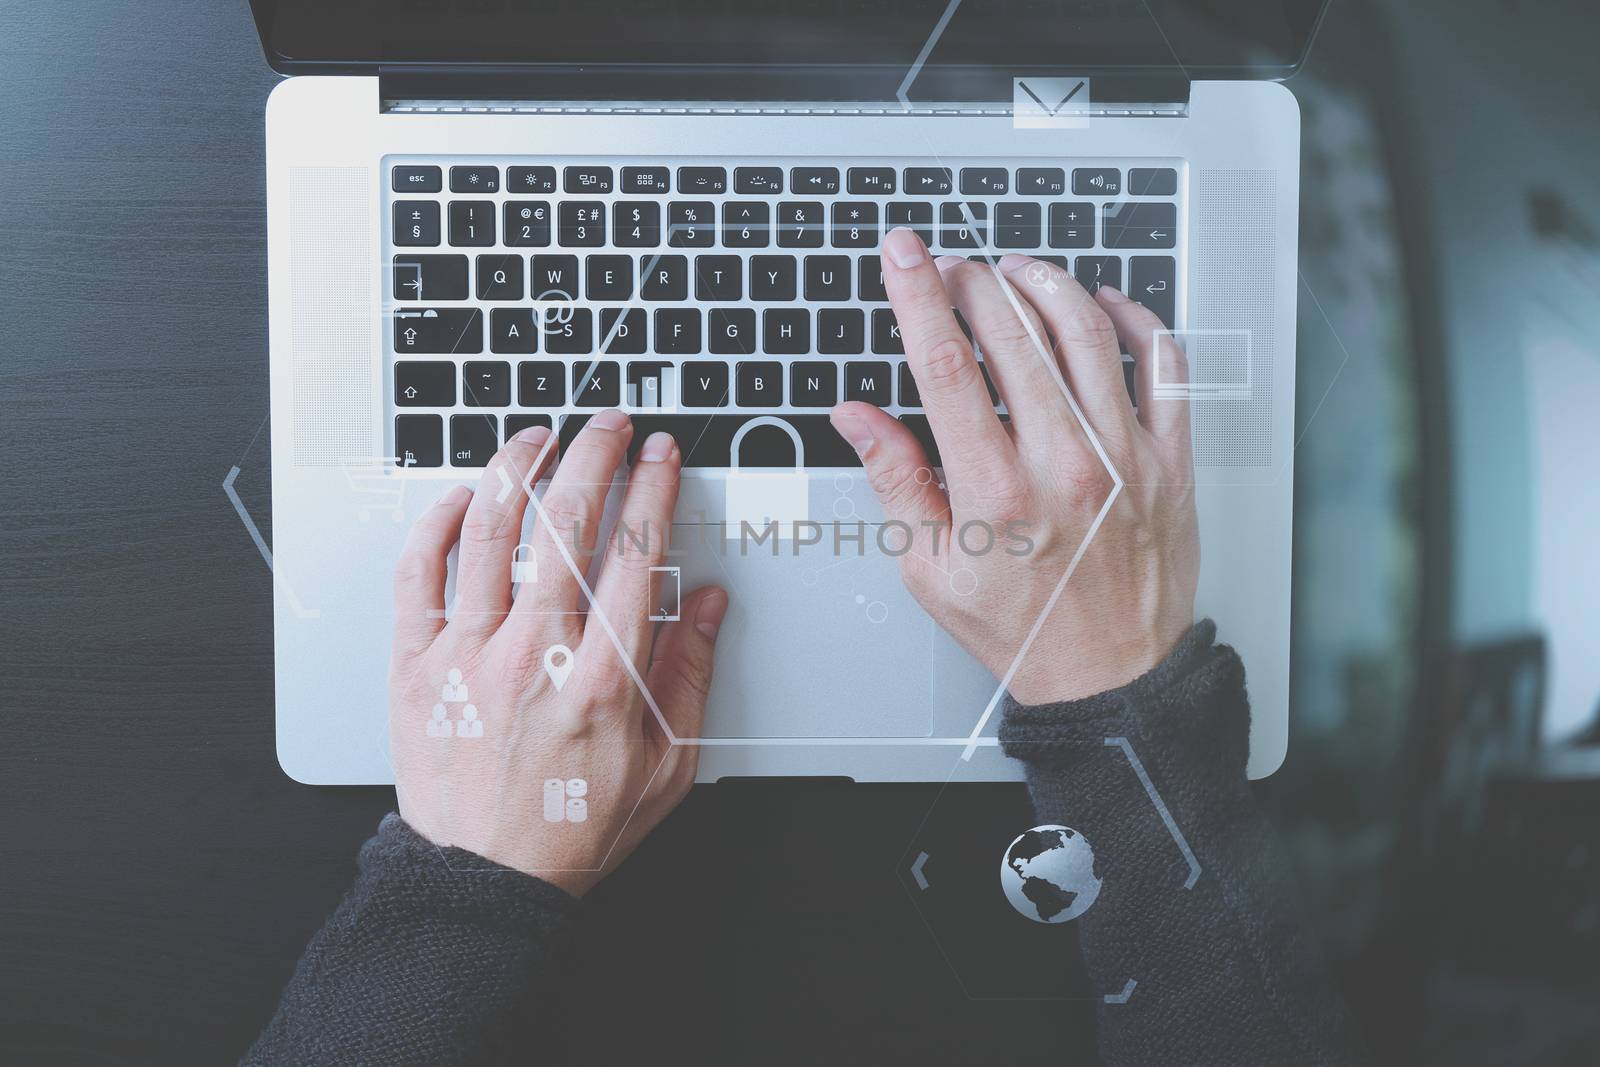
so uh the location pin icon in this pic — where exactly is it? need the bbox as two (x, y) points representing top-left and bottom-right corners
(543, 644), (575, 691)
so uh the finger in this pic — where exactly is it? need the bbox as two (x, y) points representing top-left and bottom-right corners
(585, 430), (682, 671)
(1096, 286), (1192, 455)
(881, 228), (1015, 486)
(997, 255), (1134, 437)
(829, 402), (948, 533)
(514, 409), (633, 623)
(391, 484), (473, 658)
(451, 425), (558, 636)
(937, 259), (1072, 443)
(643, 585), (726, 773)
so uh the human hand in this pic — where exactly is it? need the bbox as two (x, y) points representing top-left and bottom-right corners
(830, 229), (1199, 704)
(387, 412), (728, 896)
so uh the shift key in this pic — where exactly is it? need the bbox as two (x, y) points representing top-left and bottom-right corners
(393, 307), (482, 353)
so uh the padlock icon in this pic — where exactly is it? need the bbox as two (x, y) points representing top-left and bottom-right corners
(723, 417), (810, 541)
(511, 542), (537, 584)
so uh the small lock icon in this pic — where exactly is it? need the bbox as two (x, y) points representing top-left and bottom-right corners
(723, 417), (810, 541)
(511, 542), (537, 584)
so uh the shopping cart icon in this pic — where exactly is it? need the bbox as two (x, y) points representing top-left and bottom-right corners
(342, 454), (410, 522)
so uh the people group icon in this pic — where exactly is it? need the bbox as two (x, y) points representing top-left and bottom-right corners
(425, 668), (482, 738)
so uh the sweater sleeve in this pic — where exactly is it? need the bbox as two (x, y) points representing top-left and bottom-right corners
(241, 813), (579, 1067)
(999, 621), (1370, 1067)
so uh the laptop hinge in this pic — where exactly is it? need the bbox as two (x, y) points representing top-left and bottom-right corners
(377, 67), (1191, 115)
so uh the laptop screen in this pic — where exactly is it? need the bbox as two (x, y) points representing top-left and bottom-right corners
(251, 0), (1327, 79)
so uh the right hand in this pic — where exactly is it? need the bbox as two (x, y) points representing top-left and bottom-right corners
(829, 229), (1200, 704)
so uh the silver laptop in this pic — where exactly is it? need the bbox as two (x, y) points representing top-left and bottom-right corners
(258, 0), (1317, 784)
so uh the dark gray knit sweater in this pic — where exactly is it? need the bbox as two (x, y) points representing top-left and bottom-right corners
(245, 622), (1367, 1066)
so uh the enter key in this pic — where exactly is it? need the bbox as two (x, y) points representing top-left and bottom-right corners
(1130, 256), (1176, 330)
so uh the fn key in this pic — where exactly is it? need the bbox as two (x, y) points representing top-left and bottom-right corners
(395, 414), (443, 468)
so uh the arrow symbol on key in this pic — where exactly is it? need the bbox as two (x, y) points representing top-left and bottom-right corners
(1145, 280), (1167, 293)
(1150, 230), (1167, 240)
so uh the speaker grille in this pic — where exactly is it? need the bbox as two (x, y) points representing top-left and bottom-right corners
(289, 166), (374, 467)
(1191, 170), (1277, 469)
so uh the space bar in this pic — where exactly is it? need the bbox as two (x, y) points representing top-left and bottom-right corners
(558, 414), (862, 468)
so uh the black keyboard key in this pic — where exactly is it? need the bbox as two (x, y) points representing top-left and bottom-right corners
(448, 201), (495, 246)
(621, 166), (670, 193)
(898, 362), (920, 407)
(587, 255), (634, 301)
(791, 362), (838, 407)
(709, 309), (757, 355)
(581, 414), (861, 467)
(939, 203), (987, 249)
(831, 202), (879, 248)
(393, 254), (467, 301)
(572, 361), (622, 406)
(394, 308), (482, 354)
(1128, 167), (1178, 196)
(681, 362), (731, 407)
(462, 362), (511, 407)
(735, 167), (783, 194)
(600, 308), (647, 355)
(790, 167), (841, 195)
(855, 258), (887, 304)
(530, 255), (580, 300)
(564, 166), (613, 194)
(870, 309), (904, 354)
(749, 256), (797, 301)
(508, 166), (556, 193)
(723, 202), (770, 248)
(667, 201), (715, 247)
(626, 362), (673, 409)
(887, 202), (934, 245)
(994, 203), (1042, 248)
(1102, 201), (1177, 249)
(847, 167), (896, 195)
(640, 254), (688, 300)
(490, 308), (538, 354)
(518, 361), (566, 407)
(654, 309), (701, 354)
(1073, 255), (1122, 294)
(819, 309), (865, 354)
(450, 165), (499, 193)
(1130, 255), (1176, 329)
(615, 201), (662, 247)
(504, 201), (552, 247)
(394, 361), (456, 406)
(505, 413), (554, 438)
(1048, 202), (1095, 248)
(557, 202), (606, 247)
(777, 202), (825, 248)
(762, 309), (809, 354)
(393, 201), (440, 246)
(735, 361), (784, 406)
(844, 361), (893, 406)
(694, 255), (742, 301)
(960, 167), (1008, 195)
(544, 307), (594, 354)
(392, 165), (442, 193)
(476, 253), (523, 300)
(898, 414), (939, 466)
(903, 167), (953, 195)
(678, 166), (727, 194)
(1016, 167), (1066, 196)
(804, 255), (852, 301)
(1073, 167), (1122, 195)
(395, 414), (443, 468)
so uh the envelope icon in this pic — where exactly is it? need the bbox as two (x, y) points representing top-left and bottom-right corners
(1013, 77), (1092, 129)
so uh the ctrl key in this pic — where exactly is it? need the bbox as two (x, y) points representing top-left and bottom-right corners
(449, 414), (499, 467)
(394, 414), (443, 468)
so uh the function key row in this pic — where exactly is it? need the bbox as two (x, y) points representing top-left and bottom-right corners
(392, 164), (1178, 199)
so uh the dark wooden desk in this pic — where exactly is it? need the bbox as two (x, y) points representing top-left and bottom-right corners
(0, 4), (1089, 1062)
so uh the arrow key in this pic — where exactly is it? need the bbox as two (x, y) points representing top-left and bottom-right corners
(1130, 256), (1176, 329)
(394, 361), (456, 406)
(1103, 201), (1176, 249)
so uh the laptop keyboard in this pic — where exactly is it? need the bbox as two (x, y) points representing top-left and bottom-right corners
(387, 158), (1183, 469)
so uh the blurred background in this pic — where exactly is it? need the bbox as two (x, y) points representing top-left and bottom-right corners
(2, 1), (1597, 1064)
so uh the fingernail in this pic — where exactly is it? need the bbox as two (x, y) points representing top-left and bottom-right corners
(829, 409), (875, 454)
(884, 227), (928, 269)
(590, 408), (631, 432)
(997, 253), (1031, 271)
(512, 424), (551, 445)
(1097, 285), (1130, 304)
(695, 589), (729, 639)
(638, 431), (675, 463)
(933, 254), (965, 273)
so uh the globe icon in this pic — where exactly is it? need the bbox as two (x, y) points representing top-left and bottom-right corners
(1000, 825), (1102, 924)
